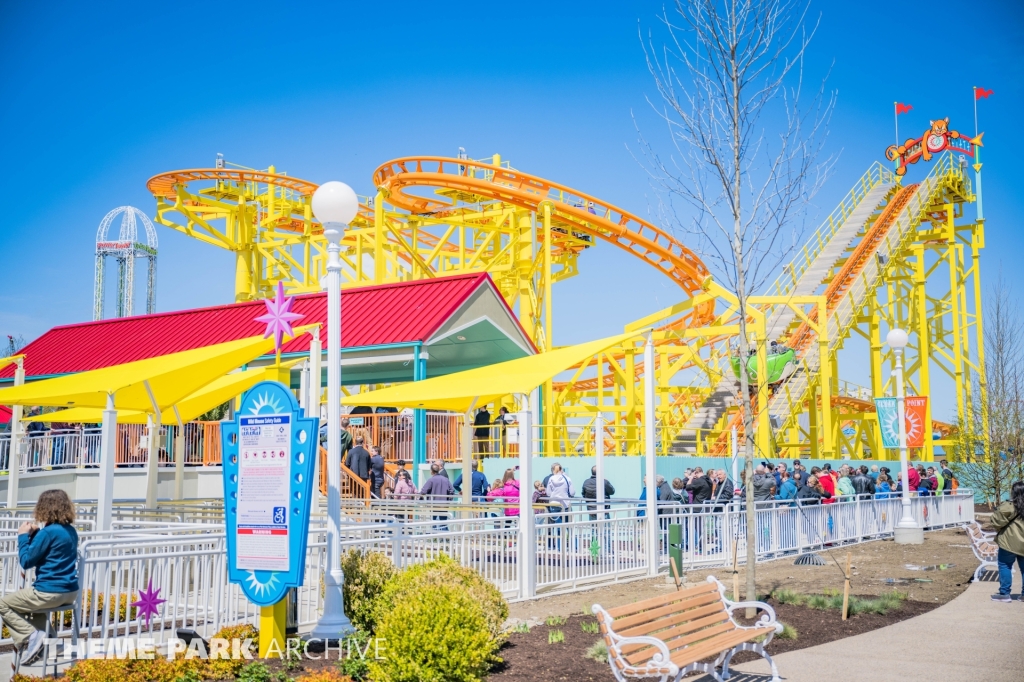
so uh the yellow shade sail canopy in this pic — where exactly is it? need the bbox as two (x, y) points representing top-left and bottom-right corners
(20, 362), (298, 425)
(0, 355), (24, 373)
(341, 333), (638, 412)
(0, 326), (315, 411)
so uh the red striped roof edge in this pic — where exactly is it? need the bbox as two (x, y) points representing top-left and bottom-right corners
(1, 273), (534, 381)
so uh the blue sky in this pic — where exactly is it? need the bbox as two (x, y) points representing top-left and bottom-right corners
(1, 0), (1021, 416)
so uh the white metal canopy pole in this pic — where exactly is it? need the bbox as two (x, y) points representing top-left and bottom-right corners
(144, 380), (161, 508)
(644, 334), (658, 576)
(173, 407), (185, 501)
(595, 413), (605, 512)
(96, 392), (117, 531)
(308, 328), (322, 517)
(5, 358), (25, 509)
(145, 414), (160, 507)
(517, 404), (535, 598)
(889, 329), (923, 544)
(310, 181), (357, 639)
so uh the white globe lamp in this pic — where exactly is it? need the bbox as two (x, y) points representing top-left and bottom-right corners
(312, 181), (359, 227)
(886, 328), (909, 349)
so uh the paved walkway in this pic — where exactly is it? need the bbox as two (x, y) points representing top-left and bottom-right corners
(713, 574), (1023, 682)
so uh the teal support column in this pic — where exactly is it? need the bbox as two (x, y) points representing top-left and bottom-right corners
(413, 342), (427, 485)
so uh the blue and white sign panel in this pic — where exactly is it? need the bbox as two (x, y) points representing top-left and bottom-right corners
(221, 380), (317, 607)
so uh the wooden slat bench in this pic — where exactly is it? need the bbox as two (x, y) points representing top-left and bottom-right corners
(593, 576), (782, 682)
(963, 521), (998, 581)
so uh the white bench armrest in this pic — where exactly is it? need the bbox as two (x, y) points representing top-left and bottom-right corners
(592, 604), (679, 682)
(707, 576), (784, 635)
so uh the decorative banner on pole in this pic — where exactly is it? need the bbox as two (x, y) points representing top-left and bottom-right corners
(221, 380), (318, 607)
(875, 398), (899, 448)
(904, 396), (928, 447)
(874, 396), (929, 448)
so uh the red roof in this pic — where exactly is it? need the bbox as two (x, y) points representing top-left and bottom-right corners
(1, 273), (521, 382)
(0, 405), (10, 424)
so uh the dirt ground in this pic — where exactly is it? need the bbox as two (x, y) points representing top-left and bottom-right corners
(507, 528), (976, 624)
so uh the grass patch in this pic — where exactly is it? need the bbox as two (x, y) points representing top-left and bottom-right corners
(545, 615), (567, 626)
(773, 589), (908, 617)
(778, 622), (798, 640)
(512, 621), (531, 633)
(581, 620), (600, 634)
(772, 589), (806, 606)
(585, 640), (608, 663)
(548, 629), (565, 644)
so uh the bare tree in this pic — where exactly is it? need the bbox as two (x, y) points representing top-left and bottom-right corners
(5, 335), (26, 357)
(637, 0), (834, 608)
(952, 273), (1024, 505)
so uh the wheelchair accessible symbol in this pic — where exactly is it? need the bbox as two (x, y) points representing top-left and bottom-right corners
(273, 506), (286, 524)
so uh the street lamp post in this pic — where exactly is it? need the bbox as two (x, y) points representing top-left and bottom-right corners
(887, 328), (924, 545)
(310, 181), (358, 639)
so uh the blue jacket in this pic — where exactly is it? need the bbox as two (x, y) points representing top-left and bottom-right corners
(453, 470), (490, 499)
(775, 479), (798, 503)
(19, 524), (79, 593)
(875, 482), (891, 500)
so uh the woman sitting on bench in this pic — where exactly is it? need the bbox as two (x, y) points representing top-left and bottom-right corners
(0, 489), (79, 666)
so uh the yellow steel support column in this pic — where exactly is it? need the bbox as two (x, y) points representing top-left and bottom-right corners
(816, 295), (835, 458)
(374, 192), (385, 284)
(808, 388), (820, 458)
(971, 223), (989, 447)
(235, 193), (253, 302)
(946, 207), (967, 426)
(541, 201), (554, 455)
(517, 212), (536, 344)
(625, 348), (637, 454)
(913, 244), (934, 461)
(751, 312), (772, 460)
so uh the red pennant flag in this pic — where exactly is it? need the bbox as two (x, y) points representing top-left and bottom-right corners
(975, 87), (993, 100)
(895, 102), (912, 115)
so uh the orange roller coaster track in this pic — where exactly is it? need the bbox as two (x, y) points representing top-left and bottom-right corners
(373, 156), (716, 327)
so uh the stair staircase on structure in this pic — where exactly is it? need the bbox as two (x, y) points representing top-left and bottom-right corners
(669, 169), (896, 455)
(763, 182), (895, 340)
(766, 157), (963, 435)
(670, 378), (740, 453)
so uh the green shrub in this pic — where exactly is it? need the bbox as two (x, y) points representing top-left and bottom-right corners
(369, 582), (499, 682)
(544, 615), (567, 626)
(376, 555), (507, 639)
(585, 640), (608, 663)
(581, 620), (599, 634)
(548, 629), (565, 644)
(341, 548), (397, 633)
(806, 595), (829, 610)
(237, 661), (273, 682)
(337, 630), (372, 680)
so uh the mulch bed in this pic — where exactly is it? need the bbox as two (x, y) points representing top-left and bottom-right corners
(491, 598), (939, 681)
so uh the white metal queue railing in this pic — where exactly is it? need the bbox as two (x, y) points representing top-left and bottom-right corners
(0, 492), (974, 650)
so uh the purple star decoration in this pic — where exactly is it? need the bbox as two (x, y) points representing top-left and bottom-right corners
(131, 578), (166, 627)
(255, 281), (305, 352)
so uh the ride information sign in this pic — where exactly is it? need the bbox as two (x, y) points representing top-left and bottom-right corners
(222, 380), (317, 607)
(237, 414), (291, 572)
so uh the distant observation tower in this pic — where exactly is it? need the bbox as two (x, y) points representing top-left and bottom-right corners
(93, 206), (158, 320)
